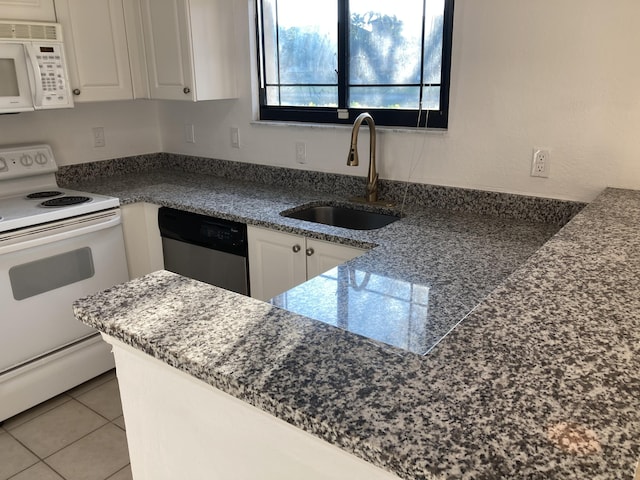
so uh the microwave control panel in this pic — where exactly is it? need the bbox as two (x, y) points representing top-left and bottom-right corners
(34, 44), (71, 107)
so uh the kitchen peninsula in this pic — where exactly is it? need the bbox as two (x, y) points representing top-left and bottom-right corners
(69, 159), (639, 479)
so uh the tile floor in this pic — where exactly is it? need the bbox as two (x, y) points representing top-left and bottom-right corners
(0, 370), (131, 480)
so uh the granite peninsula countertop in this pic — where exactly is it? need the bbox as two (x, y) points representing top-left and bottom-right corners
(70, 167), (640, 479)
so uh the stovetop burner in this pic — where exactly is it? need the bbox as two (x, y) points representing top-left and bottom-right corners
(0, 145), (121, 233)
(26, 191), (64, 199)
(40, 196), (92, 208)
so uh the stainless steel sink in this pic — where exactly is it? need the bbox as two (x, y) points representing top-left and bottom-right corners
(281, 204), (400, 230)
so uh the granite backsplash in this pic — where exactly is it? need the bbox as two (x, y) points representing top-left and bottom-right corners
(56, 153), (586, 226)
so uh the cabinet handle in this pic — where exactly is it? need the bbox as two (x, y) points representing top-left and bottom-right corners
(183, 87), (191, 94)
(306, 247), (315, 257)
(292, 244), (301, 253)
(72, 89), (81, 96)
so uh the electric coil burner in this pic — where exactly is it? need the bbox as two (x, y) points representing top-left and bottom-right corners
(0, 144), (129, 422)
(40, 196), (92, 207)
(26, 191), (63, 199)
(0, 145), (120, 233)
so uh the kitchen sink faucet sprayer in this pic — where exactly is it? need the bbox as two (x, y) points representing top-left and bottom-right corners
(347, 112), (378, 203)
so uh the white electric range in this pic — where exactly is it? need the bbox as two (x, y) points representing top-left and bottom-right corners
(0, 144), (129, 421)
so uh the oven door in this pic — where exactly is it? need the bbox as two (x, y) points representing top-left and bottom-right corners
(0, 210), (129, 374)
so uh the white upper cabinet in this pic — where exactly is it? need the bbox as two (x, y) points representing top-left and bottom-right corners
(139, 0), (237, 101)
(0, 0), (56, 21)
(54, 0), (149, 102)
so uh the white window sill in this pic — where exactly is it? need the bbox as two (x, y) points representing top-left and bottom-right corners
(249, 120), (447, 135)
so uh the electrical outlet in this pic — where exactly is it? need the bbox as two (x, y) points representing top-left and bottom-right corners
(92, 127), (105, 148)
(531, 149), (550, 178)
(230, 127), (240, 148)
(295, 141), (306, 164)
(185, 124), (195, 143)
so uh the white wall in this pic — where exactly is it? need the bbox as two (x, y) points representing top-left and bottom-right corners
(157, 0), (640, 203)
(0, 100), (161, 166)
(1, 1), (638, 201)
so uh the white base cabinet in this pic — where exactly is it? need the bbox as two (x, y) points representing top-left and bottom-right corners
(248, 225), (365, 301)
(106, 335), (400, 480)
(120, 203), (164, 279)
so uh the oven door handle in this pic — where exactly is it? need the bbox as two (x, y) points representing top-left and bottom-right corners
(0, 210), (122, 255)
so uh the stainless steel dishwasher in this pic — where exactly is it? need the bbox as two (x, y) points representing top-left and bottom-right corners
(158, 207), (249, 295)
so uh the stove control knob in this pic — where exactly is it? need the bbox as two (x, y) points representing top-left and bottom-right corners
(0, 157), (7, 172)
(35, 152), (48, 165)
(20, 154), (33, 167)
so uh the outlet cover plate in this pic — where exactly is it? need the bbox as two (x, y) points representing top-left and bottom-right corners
(531, 149), (550, 177)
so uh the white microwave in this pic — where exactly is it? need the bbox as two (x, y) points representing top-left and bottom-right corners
(0, 21), (73, 113)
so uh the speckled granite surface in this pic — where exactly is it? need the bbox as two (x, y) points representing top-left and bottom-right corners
(64, 155), (638, 478)
(270, 201), (559, 355)
(63, 166), (561, 354)
(57, 153), (585, 225)
(73, 188), (640, 479)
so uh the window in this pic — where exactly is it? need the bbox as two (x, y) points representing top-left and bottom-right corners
(256, 0), (454, 128)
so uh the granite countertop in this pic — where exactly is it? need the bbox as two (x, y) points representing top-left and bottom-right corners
(67, 168), (560, 354)
(70, 167), (640, 479)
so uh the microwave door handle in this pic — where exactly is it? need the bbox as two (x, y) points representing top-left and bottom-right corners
(24, 45), (43, 107)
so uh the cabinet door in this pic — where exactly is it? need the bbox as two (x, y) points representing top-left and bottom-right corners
(0, 0), (55, 21)
(55, 0), (134, 102)
(306, 239), (364, 280)
(121, 203), (164, 279)
(139, 0), (194, 101)
(188, 0), (237, 100)
(247, 226), (306, 302)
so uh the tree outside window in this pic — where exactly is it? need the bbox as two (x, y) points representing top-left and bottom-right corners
(257, 0), (454, 128)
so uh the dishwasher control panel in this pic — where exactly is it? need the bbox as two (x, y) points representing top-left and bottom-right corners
(200, 223), (243, 246)
(158, 207), (249, 295)
(158, 207), (247, 256)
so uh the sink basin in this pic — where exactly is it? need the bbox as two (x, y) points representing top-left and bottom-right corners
(281, 204), (400, 230)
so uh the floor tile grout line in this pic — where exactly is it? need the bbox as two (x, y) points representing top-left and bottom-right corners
(41, 433), (130, 480)
(2, 371), (125, 480)
(39, 420), (128, 480)
(5, 379), (122, 456)
(73, 395), (121, 424)
(5, 460), (69, 480)
(41, 423), (106, 461)
(40, 460), (67, 480)
(21, 420), (127, 480)
(2, 423), (128, 480)
(5, 401), (119, 464)
(4, 457), (40, 480)
(2, 369), (116, 432)
(1, 394), (74, 432)
(4, 417), (105, 464)
(104, 463), (132, 480)
(70, 377), (126, 432)
(111, 418), (126, 433)
(66, 370), (117, 399)
(3, 368), (115, 432)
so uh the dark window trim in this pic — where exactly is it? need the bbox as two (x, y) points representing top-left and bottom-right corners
(257, 0), (455, 129)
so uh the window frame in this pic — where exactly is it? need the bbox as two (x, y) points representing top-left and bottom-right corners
(256, 0), (455, 129)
